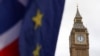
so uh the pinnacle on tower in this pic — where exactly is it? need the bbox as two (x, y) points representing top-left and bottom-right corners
(73, 6), (86, 29)
(74, 6), (82, 23)
(76, 7), (81, 17)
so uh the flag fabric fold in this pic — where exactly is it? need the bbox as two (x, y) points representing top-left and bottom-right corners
(0, 0), (27, 56)
(19, 0), (65, 56)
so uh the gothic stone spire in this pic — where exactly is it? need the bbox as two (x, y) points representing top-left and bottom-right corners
(73, 7), (86, 29)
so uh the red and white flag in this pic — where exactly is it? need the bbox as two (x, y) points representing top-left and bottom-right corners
(0, 0), (28, 56)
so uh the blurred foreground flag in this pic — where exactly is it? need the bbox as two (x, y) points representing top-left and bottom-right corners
(0, 0), (27, 56)
(19, 0), (65, 56)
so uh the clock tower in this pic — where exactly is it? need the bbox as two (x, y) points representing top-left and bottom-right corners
(69, 7), (89, 56)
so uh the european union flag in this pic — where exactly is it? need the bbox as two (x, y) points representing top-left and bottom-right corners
(19, 0), (65, 56)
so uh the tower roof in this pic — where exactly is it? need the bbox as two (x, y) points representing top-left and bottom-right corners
(76, 8), (81, 17)
(73, 7), (86, 29)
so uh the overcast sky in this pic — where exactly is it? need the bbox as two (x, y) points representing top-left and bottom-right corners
(55, 0), (100, 56)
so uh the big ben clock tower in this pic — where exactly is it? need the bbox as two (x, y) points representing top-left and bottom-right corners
(69, 7), (89, 56)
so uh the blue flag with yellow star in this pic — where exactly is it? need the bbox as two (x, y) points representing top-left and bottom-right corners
(19, 0), (65, 56)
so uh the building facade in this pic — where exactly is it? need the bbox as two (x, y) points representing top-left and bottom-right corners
(69, 7), (89, 56)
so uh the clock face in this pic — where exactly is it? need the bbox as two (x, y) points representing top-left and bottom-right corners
(77, 35), (84, 43)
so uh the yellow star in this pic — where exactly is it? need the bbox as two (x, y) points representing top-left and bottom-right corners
(33, 44), (41, 56)
(32, 10), (43, 29)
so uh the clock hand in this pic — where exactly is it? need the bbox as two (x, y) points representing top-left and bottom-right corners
(79, 36), (81, 43)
